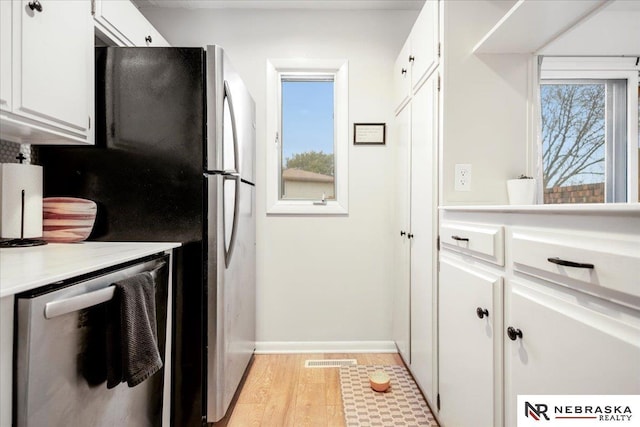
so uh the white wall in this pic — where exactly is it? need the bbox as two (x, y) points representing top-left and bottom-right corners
(140, 7), (418, 350)
(441, 0), (531, 205)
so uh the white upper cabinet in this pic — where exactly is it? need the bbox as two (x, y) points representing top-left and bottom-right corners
(393, 0), (439, 112)
(0, 0), (94, 144)
(409, 0), (438, 90)
(0, 0), (12, 110)
(94, 0), (170, 47)
(393, 38), (411, 113)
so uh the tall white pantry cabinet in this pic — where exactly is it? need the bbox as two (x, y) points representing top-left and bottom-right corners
(391, 0), (440, 411)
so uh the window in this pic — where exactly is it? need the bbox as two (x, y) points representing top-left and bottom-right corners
(266, 59), (348, 214)
(280, 77), (335, 201)
(540, 79), (627, 203)
(539, 58), (639, 204)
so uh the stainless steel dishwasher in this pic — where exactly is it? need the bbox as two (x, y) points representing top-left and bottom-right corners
(14, 254), (170, 427)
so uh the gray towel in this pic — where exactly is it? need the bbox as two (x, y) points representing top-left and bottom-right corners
(106, 272), (163, 388)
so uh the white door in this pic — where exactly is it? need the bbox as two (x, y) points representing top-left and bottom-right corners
(393, 38), (411, 113)
(409, 75), (437, 402)
(410, 0), (438, 90)
(439, 259), (502, 427)
(0, 0), (11, 110)
(505, 280), (640, 426)
(16, 0), (92, 135)
(392, 102), (411, 363)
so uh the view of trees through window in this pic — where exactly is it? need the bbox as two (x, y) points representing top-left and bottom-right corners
(280, 78), (335, 200)
(540, 82), (606, 204)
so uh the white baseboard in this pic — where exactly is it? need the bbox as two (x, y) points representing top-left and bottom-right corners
(254, 340), (397, 354)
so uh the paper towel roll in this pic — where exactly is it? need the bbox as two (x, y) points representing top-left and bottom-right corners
(0, 163), (43, 239)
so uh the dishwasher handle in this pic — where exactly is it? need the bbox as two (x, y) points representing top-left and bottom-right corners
(44, 261), (166, 320)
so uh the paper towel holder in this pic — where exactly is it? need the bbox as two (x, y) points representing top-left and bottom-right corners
(0, 189), (47, 248)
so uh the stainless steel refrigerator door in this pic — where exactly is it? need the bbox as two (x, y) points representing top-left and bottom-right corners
(206, 174), (256, 423)
(205, 45), (256, 184)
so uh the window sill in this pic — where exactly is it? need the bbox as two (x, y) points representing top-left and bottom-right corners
(267, 200), (348, 216)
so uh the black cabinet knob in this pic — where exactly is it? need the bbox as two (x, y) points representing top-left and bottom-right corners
(476, 307), (489, 319)
(407, 233), (414, 239)
(28, 0), (42, 12)
(507, 326), (523, 341)
(401, 68), (407, 75)
(145, 35), (152, 44)
(400, 231), (406, 237)
(409, 55), (415, 62)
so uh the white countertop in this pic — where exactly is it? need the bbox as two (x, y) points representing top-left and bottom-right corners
(0, 241), (181, 298)
(440, 203), (640, 215)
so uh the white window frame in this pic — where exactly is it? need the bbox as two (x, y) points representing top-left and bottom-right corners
(266, 58), (349, 215)
(538, 57), (639, 203)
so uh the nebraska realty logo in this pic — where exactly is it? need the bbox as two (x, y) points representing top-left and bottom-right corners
(518, 396), (640, 426)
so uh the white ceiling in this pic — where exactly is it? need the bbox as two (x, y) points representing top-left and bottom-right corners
(133, 0), (426, 10)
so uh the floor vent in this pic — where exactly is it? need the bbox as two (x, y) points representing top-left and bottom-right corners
(304, 359), (357, 368)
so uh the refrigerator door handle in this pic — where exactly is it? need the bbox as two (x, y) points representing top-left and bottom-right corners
(224, 80), (240, 174)
(224, 174), (241, 268)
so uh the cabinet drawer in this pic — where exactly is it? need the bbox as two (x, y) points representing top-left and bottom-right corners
(511, 227), (640, 301)
(440, 222), (504, 265)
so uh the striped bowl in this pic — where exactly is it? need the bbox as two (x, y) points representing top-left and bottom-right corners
(43, 197), (97, 243)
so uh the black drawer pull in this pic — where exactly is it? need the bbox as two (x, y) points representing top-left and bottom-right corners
(547, 257), (594, 269)
(451, 235), (469, 242)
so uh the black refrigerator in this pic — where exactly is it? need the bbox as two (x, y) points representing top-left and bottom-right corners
(37, 45), (256, 426)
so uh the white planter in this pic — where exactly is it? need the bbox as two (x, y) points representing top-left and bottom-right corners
(507, 179), (536, 205)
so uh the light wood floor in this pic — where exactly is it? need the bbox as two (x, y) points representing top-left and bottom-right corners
(221, 353), (404, 427)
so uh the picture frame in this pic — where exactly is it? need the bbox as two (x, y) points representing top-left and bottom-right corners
(353, 123), (386, 145)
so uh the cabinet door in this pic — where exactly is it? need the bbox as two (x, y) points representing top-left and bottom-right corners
(505, 280), (640, 426)
(95, 0), (170, 47)
(392, 102), (411, 363)
(409, 75), (437, 402)
(393, 38), (411, 113)
(410, 0), (438, 90)
(0, 0), (11, 110)
(15, 0), (92, 137)
(439, 258), (502, 427)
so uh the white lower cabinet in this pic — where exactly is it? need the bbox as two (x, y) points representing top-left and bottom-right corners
(505, 279), (640, 426)
(439, 257), (503, 427)
(437, 212), (640, 427)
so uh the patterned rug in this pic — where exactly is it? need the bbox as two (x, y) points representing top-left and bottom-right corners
(339, 365), (439, 427)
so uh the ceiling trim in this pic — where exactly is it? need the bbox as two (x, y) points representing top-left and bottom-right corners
(133, 0), (426, 10)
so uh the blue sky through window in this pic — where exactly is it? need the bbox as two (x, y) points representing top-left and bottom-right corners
(281, 80), (334, 164)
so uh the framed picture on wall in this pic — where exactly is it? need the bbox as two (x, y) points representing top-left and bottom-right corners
(353, 123), (385, 145)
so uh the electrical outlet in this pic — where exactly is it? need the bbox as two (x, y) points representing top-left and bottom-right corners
(455, 164), (471, 191)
